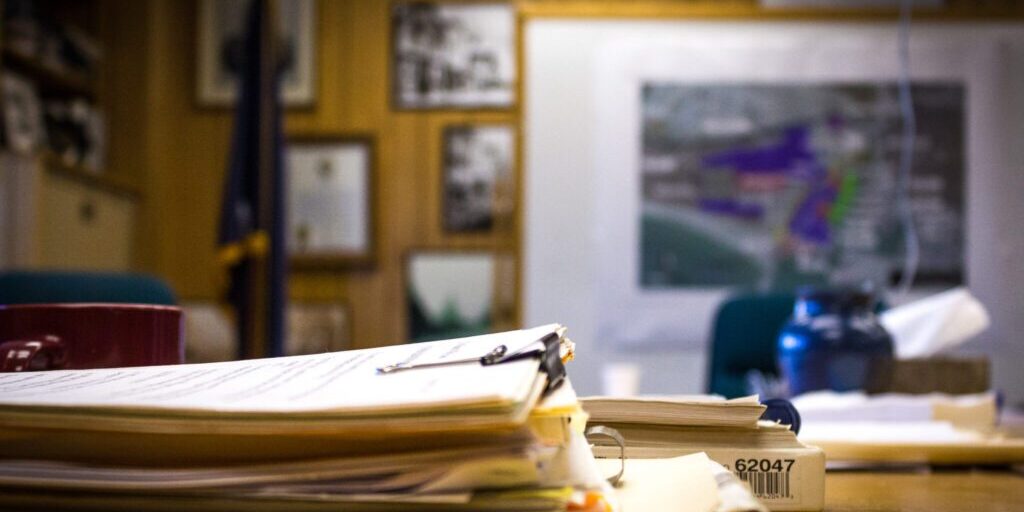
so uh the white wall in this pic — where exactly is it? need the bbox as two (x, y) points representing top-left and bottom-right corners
(523, 20), (1024, 403)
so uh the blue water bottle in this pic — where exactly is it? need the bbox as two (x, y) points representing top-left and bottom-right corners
(776, 286), (894, 396)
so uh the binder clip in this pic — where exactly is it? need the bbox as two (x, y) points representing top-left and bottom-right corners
(585, 425), (625, 486)
(377, 331), (568, 397)
(529, 331), (567, 396)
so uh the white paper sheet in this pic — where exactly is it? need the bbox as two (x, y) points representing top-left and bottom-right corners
(791, 390), (998, 432)
(799, 421), (984, 444)
(599, 453), (720, 512)
(0, 325), (560, 414)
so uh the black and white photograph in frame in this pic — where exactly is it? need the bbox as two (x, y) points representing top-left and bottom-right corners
(286, 137), (374, 268)
(196, 0), (316, 107)
(0, 73), (45, 154)
(442, 124), (514, 232)
(392, 2), (515, 109)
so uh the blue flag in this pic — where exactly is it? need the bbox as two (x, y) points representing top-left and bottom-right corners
(217, 0), (286, 359)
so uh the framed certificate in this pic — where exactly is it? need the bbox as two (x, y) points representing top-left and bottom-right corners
(286, 135), (375, 268)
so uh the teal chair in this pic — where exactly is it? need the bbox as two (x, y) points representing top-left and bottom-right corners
(708, 290), (888, 398)
(706, 293), (795, 398)
(0, 271), (177, 306)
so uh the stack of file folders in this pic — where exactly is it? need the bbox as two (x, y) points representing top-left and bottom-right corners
(0, 324), (613, 511)
(582, 395), (825, 511)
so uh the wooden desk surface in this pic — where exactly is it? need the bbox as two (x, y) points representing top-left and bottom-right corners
(825, 470), (1024, 511)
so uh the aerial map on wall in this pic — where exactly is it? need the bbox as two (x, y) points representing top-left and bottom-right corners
(640, 83), (964, 289)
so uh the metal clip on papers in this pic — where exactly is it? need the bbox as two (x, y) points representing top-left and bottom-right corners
(377, 332), (567, 397)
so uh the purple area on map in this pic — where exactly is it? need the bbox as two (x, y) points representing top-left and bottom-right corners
(789, 184), (838, 245)
(696, 124), (839, 238)
(701, 126), (816, 175)
(698, 198), (763, 219)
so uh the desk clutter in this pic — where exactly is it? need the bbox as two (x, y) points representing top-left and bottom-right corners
(768, 287), (1024, 468)
(0, 324), (780, 512)
(583, 396), (824, 511)
(7, 320), (1016, 510)
(0, 325), (595, 510)
(793, 391), (1024, 466)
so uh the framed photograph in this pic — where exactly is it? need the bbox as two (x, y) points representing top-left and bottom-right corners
(442, 124), (515, 232)
(406, 250), (495, 342)
(286, 136), (375, 268)
(196, 0), (316, 107)
(286, 300), (352, 355)
(392, 2), (515, 109)
(1, 73), (45, 154)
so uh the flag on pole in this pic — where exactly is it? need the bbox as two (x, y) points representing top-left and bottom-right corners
(217, 0), (286, 359)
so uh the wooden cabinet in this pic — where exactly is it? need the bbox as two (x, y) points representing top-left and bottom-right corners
(36, 169), (135, 270)
(0, 152), (137, 270)
(0, 0), (141, 272)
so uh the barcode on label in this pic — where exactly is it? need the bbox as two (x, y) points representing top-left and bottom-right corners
(737, 471), (791, 499)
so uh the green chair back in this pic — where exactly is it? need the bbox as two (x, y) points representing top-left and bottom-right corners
(707, 292), (795, 398)
(0, 271), (177, 306)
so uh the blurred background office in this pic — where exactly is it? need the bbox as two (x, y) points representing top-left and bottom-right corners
(0, 0), (1022, 406)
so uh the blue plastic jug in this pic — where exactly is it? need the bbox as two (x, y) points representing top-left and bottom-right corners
(777, 286), (894, 396)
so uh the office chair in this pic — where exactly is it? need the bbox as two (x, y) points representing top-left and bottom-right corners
(706, 292), (795, 398)
(0, 271), (177, 306)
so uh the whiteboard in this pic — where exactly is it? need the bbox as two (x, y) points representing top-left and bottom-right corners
(523, 20), (1024, 397)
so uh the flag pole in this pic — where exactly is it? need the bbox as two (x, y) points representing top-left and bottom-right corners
(256, 0), (286, 358)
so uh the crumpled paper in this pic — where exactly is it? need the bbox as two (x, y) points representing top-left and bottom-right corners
(879, 287), (990, 359)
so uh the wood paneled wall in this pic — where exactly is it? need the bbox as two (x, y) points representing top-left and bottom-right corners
(102, 0), (1022, 350)
(104, 0), (516, 349)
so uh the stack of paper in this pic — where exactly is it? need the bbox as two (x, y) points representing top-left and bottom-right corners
(792, 391), (998, 431)
(580, 395), (766, 428)
(793, 391), (1024, 466)
(0, 325), (610, 511)
(583, 395), (825, 511)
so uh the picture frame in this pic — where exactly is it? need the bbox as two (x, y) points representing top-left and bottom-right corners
(1, 73), (45, 154)
(391, 2), (515, 110)
(441, 124), (515, 233)
(286, 135), (375, 269)
(196, 0), (317, 107)
(405, 250), (496, 343)
(286, 300), (353, 355)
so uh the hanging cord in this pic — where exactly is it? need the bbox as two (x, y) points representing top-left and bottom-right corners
(895, 0), (919, 296)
